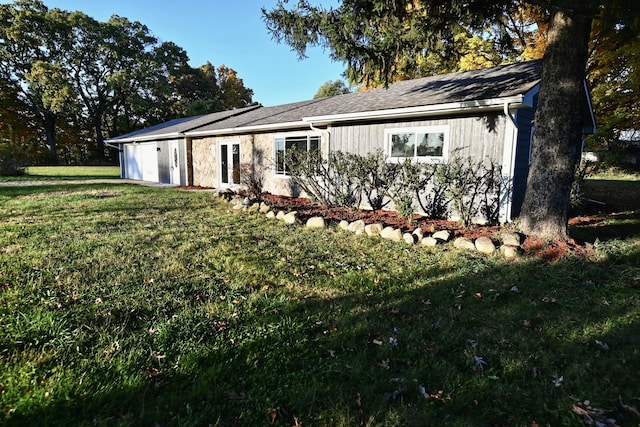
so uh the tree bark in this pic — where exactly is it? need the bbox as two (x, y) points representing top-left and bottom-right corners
(519, 6), (593, 240)
(44, 112), (57, 163)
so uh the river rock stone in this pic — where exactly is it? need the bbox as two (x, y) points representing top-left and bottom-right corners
(306, 216), (326, 229)
(365, 223), (384, 236)
(421, 236), (439, 247)
(265, 211), (276, 219)
(283, 212), (297, 224)
(453, 237), (476, 250)
(502, 232), (523, 247)
(475, 237), (496, 254)
(276, 210), (286, 220)
(338, 220), (350, 230)
(413, 228), (424, 240)
(403, 232), (418, 245)
(500, 245), (521, 258)
(432, 230), (452, 242)
(380, 226), (403, 242)
(259, 202), (271, 213)
(347, 219), (366, 233)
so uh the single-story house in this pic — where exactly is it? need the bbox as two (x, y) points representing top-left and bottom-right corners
(108, 60), (596, 222)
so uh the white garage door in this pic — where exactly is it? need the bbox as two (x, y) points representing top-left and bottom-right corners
(124, 143), (158, 182)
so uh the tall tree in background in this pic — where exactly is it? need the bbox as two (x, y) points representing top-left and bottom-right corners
(587, 13), (640, 149)
(0, 0), (254, 164)
(0, 0), (69, 160)
(314, 79), (352, 98)
(216, 64), (254, 110)
(263, 0), (639, 240)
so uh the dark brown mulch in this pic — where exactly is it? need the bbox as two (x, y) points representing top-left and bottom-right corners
(260, 194), (590, 261)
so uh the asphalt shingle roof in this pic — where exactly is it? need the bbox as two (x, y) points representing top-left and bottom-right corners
(110, 60), (542, 140)
(107, 104), (261, 141)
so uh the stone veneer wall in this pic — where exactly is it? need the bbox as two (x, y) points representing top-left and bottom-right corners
(191, 130), (328, 196)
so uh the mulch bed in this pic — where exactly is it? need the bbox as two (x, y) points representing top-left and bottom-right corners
(260, 193), (590, 261)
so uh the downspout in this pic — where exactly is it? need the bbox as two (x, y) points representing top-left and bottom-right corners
(308, 121), (331, 156)
(502, 102), (519, 223)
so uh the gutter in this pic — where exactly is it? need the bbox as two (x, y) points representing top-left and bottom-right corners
(302, 96), (527, 125)
(185, 120), (309, 137)
(106, 132), (183, 144)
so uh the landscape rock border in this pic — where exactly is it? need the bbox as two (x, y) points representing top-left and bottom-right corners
(227, 195), (525, 258)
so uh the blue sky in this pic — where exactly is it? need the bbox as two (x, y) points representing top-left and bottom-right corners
(35, 0), (347, 106)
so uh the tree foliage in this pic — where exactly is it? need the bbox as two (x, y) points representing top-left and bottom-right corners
(0, 0), (254, 164)
(314, 79), (352, 98)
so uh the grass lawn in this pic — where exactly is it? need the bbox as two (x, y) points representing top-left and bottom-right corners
(1, 177), (639, 426)
(0, 166), (121, 182)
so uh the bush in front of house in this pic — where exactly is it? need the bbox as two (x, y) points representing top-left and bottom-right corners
(284, 148), (362, 209)
(284, 150), (506, 226)
(240, 161), (267, 202)
(350, 150), (395, 210)
(0, 142), (30, 176)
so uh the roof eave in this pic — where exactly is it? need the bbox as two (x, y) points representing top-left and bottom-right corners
(185, 121), (309, 137)
(105, 132), (184, 144)
(303, 96), (528, 125)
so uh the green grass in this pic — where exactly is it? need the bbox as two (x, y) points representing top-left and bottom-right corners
(0, 166), (120, 181)
(1, 179), (639, 426)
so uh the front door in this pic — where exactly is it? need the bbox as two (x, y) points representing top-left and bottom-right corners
(219, 140), (241, 188)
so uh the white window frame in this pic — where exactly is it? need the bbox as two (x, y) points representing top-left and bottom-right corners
(273, 132), (322, 177)
(384, 125), (450, 163)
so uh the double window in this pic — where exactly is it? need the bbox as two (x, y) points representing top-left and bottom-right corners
(386, 126), (449, 163)
(274, 134), (321, 176)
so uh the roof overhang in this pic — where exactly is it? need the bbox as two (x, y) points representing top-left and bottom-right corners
(185, 121), (308, 137)
(184, 95), (531, 137)
(303, 95), (530, 126)
(106, 132), (185, 144)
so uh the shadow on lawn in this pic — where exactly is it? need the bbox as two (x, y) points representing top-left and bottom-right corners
(7, 241), (640, 427)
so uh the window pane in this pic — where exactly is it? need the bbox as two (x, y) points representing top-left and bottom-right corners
(391, 133), (415, 157)
(309, 136), (320, 152)
(276, 138), (285, 174)
(416, 132), (444, 157)
(220, 144), (228, 183)
(232, 144), (240, 184)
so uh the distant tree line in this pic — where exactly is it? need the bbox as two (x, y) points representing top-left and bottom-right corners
(0, 0), (254, 165)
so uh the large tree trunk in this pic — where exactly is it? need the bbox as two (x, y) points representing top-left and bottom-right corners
(518, 6), (593, 240)
(43, 112), (57, 163)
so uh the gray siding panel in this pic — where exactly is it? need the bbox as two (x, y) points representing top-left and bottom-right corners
(330, 114), (506, 164)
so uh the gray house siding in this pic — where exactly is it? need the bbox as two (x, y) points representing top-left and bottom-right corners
(329, 114), (507, 164)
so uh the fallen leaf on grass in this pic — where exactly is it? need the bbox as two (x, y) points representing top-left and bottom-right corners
(474, 356), (487, 368)
(552, 373), (563, 387)
(572, 401), (619, 426)
(378, 359), (390, 370)
(143, 367), (162, 379)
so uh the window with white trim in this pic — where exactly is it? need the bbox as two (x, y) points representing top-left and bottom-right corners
(385, 126), (449, 163)
(274, 134), (321, 176)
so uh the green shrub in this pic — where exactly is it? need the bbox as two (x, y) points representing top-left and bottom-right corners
(351, 150), (395, 210)
(0, 142), (29, 176)
(284, 149), (361, 208)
